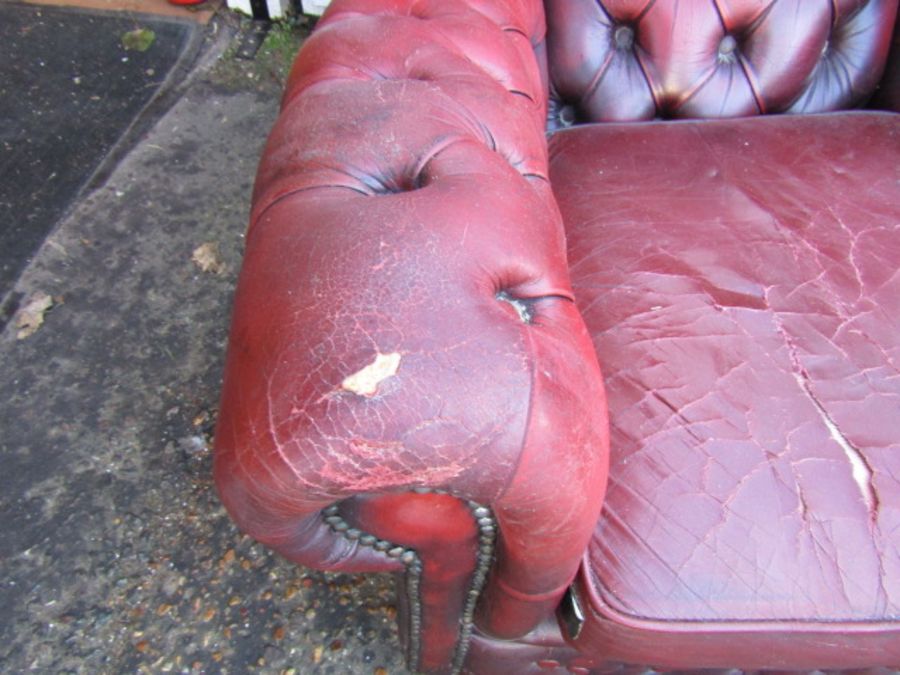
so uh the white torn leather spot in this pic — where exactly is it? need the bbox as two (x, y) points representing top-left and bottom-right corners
(790, 370), (877, 513)
(341, 352), (401, 397)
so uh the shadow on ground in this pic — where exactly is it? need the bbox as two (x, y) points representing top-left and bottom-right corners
(0, 12), (410, 675)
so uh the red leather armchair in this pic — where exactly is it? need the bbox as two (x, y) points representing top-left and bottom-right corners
(214, 1), (900, 673)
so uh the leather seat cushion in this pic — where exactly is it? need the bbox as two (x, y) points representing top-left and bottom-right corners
(548, 113), (900, 667)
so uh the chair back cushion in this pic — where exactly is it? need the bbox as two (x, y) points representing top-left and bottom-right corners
(546, 0), (898, 124)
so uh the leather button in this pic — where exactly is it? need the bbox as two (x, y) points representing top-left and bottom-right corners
(614, 25), (634, 51)
(558, 104), (577, 127)
(718, 34), (738, 57)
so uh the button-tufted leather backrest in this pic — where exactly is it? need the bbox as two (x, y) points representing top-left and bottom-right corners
(546, 0), (899, 126)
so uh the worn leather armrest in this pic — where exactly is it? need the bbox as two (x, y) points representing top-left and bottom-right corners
(214, 1), (609, 671)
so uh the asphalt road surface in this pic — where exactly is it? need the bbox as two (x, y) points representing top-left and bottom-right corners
(0, 12), (410, 674)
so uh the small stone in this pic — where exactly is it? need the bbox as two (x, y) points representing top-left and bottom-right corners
(272, 625), (285, 641)
(179, 435), (209, 457)
(312, 645), (324, 664)
(134, 640), (149, 653)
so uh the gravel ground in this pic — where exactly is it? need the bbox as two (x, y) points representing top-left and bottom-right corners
(0, 16), (410, 675)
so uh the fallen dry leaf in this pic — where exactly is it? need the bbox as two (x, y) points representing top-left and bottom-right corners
(121, 28), (156, 52)
(192, 242), (226, 274)
(16, 291), (54, 339)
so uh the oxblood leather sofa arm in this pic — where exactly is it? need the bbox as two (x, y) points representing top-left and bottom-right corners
(213, 1), (609, 673)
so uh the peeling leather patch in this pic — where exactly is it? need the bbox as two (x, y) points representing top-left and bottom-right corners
(341, 352), (401, 397)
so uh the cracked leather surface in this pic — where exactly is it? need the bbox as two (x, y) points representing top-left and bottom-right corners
(545, 0), (898, 126)
(549, 112), (900, 669)
(214, 1), (609, 670)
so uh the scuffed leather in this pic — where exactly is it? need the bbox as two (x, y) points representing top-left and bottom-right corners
(546, 0), (898, 125)
(549, 113), (900, 669)
(214, 0), (609, 669)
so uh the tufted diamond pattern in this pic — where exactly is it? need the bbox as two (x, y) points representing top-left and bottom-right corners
(546, 0), (898, 125)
